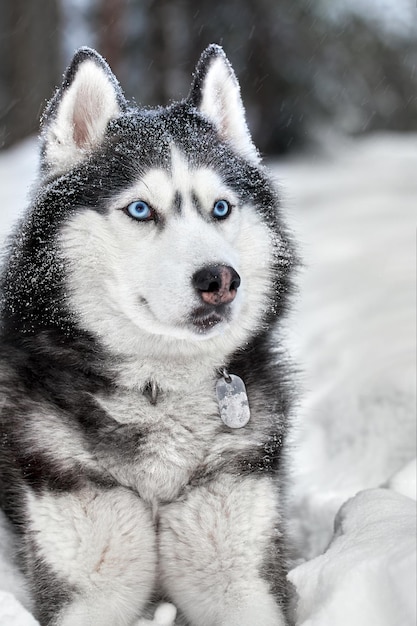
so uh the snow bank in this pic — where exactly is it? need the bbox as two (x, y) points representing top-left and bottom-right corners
(0, 592), (39, 626)
(289, 486), (416, 626)
(274, 133), (417, 558)
(387, 458), (417, 501)
(273, 134), (416, 626)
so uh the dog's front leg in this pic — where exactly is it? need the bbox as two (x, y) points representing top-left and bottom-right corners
(23, 484), (157, 626)
(159, 474), (290, 626)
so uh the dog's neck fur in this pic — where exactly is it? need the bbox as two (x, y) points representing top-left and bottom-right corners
(108, 340), (229, 394)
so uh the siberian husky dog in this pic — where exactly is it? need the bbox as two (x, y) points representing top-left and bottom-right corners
(0, 45), (296, 625)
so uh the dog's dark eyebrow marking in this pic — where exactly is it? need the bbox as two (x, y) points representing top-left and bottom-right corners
(173, 190), (182, 214)
(191, 191), (206, 219)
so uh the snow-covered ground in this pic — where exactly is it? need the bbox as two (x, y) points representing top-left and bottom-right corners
(274, 133), (416, 625)
(0, 133), (415, 625)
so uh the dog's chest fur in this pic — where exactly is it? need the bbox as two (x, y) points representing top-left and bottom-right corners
(92, 378), (229, 502)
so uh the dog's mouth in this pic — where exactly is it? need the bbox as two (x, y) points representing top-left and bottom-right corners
(190, 305), (231, 334)
(134, 296), (232, 338)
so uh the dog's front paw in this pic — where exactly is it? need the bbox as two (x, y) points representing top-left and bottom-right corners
(135, 603), (177, 626)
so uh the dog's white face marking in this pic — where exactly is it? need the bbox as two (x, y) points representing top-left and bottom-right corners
(106, 147), (242, 334)
(62, 146), (274, 363)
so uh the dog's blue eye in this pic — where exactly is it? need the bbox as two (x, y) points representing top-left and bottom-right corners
(212, 200), (231, 220)
(126, 201), (153, 221)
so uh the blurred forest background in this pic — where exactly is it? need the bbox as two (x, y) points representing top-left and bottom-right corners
(0, 0), (416, 154)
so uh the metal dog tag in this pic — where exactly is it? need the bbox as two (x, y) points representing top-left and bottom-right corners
(216, 372), (250, 429)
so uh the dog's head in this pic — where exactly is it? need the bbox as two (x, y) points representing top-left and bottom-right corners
(3, 46), (294, 361)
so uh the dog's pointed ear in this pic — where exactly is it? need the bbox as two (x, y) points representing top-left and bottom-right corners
(41, 47), (126, 176)
(188, 45), (260, 164)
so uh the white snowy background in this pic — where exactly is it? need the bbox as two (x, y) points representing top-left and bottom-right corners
(0, 132), (416, 625)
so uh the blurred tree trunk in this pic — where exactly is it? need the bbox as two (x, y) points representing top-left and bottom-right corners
(147, 0), (179, 104)
(97, 0), (126, 79)
(144, 0), (190, 105)
(0, 0), (61, 149)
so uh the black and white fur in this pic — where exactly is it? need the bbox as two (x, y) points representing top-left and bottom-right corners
(0, 45), (297, 625)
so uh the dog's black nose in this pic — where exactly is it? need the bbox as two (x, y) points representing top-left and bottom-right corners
(192, 265), (241, 305)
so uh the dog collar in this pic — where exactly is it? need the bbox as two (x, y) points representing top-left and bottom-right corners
(143, 380), (160, 405)
(143, 369), (251, 429)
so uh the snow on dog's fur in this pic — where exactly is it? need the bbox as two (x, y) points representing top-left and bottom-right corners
(0, 45), (297, 625)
